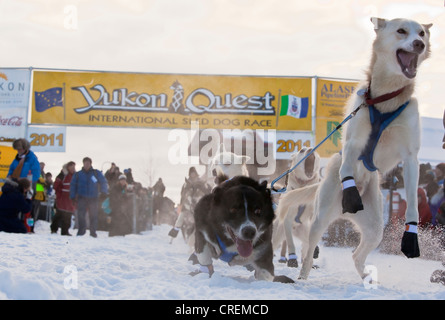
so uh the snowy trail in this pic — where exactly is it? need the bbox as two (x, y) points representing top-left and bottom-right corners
(0, 222), (444, 300)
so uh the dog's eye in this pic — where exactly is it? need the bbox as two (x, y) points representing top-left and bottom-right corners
(254, 208), (261, 216)
(419, 30), (425, 37)
(397, 28), (407, 35)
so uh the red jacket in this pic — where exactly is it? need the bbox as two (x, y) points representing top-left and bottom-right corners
(54, 173), (75, 213)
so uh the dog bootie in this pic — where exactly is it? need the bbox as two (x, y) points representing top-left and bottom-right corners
(168, 227), (179, 238)
(278, 256), (287, 264)
(341, 177), (364, 214)
(287, 253), (298, 268)
(401, 222), (420, 258)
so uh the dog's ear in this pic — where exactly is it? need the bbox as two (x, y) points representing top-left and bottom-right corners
(370, 17), (387, 31)
(422, 23), (433, 34)
(259, 180), (270, 196)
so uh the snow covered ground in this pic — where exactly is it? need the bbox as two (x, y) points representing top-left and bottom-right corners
(0, 221), (444, 300)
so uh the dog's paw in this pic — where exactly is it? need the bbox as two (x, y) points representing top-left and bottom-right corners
(430, 270), (445, 285)
(273, 275), (295, 284)
(341, 177), (364, 214)
(278, 256), (287, 264)
(286, 253), (298, 268)
(189, 264), (214, 278)
(168, 227), (179, 238)
(188, 252), (199, 265)
(401, 222), (420, 258)
(313, 246), (320, 259)
(287, 259), (298, 268)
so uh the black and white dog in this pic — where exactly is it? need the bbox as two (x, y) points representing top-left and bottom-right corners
(192, 175), (293, 283)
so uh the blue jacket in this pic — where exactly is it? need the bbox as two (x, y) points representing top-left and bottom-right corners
(70, 168), (108, 199)
(7, 150), (41, 183)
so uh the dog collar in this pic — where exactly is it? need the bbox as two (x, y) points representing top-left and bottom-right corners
(363, 84), (407, 105)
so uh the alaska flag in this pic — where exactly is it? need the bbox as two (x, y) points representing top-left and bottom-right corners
(35, 87), (63, 112)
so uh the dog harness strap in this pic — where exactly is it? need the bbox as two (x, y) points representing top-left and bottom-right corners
(358, 101), (410, 172)
(216, 235), (238, 263)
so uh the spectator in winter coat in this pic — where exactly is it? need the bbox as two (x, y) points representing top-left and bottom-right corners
(70, 157), (108, 237)
(108, 174), (132, 237)
(7, 139), (41, 186)
(0, 178), (32, 233)
(51, 161), (76, 236)
(7, 139), (42, 232)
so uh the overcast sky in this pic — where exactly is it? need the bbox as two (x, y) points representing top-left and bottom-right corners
(1, 0), (444, 200)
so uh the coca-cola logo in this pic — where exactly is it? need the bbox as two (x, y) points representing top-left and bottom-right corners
(0, 116), (23, 126)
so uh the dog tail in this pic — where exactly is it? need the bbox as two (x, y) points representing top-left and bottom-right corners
(276, 183), (319, 223)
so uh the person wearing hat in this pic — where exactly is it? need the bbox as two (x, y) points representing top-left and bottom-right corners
(70, 157), (108, 237)
(108, 173), (132, 237)
(51, 161), (76, 236)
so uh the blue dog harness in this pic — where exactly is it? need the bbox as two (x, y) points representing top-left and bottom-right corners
(216, 235), (238, 263)
(358, 101), (410, 171)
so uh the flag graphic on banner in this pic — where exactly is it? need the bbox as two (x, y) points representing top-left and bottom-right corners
(280, 95), (309, 119)
(35, 87), (64, 112)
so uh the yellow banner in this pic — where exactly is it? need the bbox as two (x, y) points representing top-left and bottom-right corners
(0, 145), (16, 182)
(31, 70), (312, 131)
(315, 78), (358, 158)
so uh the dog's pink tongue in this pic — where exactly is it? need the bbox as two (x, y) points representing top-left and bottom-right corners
(236, 239), (253, 257)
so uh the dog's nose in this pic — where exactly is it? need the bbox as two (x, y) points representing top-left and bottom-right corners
(412, 40), (425, 53)
(241, 226), (256, 240)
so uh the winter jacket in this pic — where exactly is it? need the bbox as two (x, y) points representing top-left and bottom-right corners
(7, 150), (41, 183)
(70, 167), (108, 199)
(54, 172), (75, 212)
(0, 181), (31, 233)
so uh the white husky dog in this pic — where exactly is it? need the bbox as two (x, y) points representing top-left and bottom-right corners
(299, 18), (432, 281)
(272, 148), (320, 267)
(206, 143), (250, 184)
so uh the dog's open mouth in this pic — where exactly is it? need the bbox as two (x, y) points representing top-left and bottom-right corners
(304, 151), (315, 178)
(397, 49), (418, 79)
(227, 226), (253, 258)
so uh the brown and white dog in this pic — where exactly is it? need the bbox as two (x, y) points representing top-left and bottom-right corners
(192, 176), (294, 283)
(299, 18), (432, 281)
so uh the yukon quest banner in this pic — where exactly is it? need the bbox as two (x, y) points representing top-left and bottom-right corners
(31, 70), (312, 131)
(315, 78), (358, 158)
(0, 68), (31, 142)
